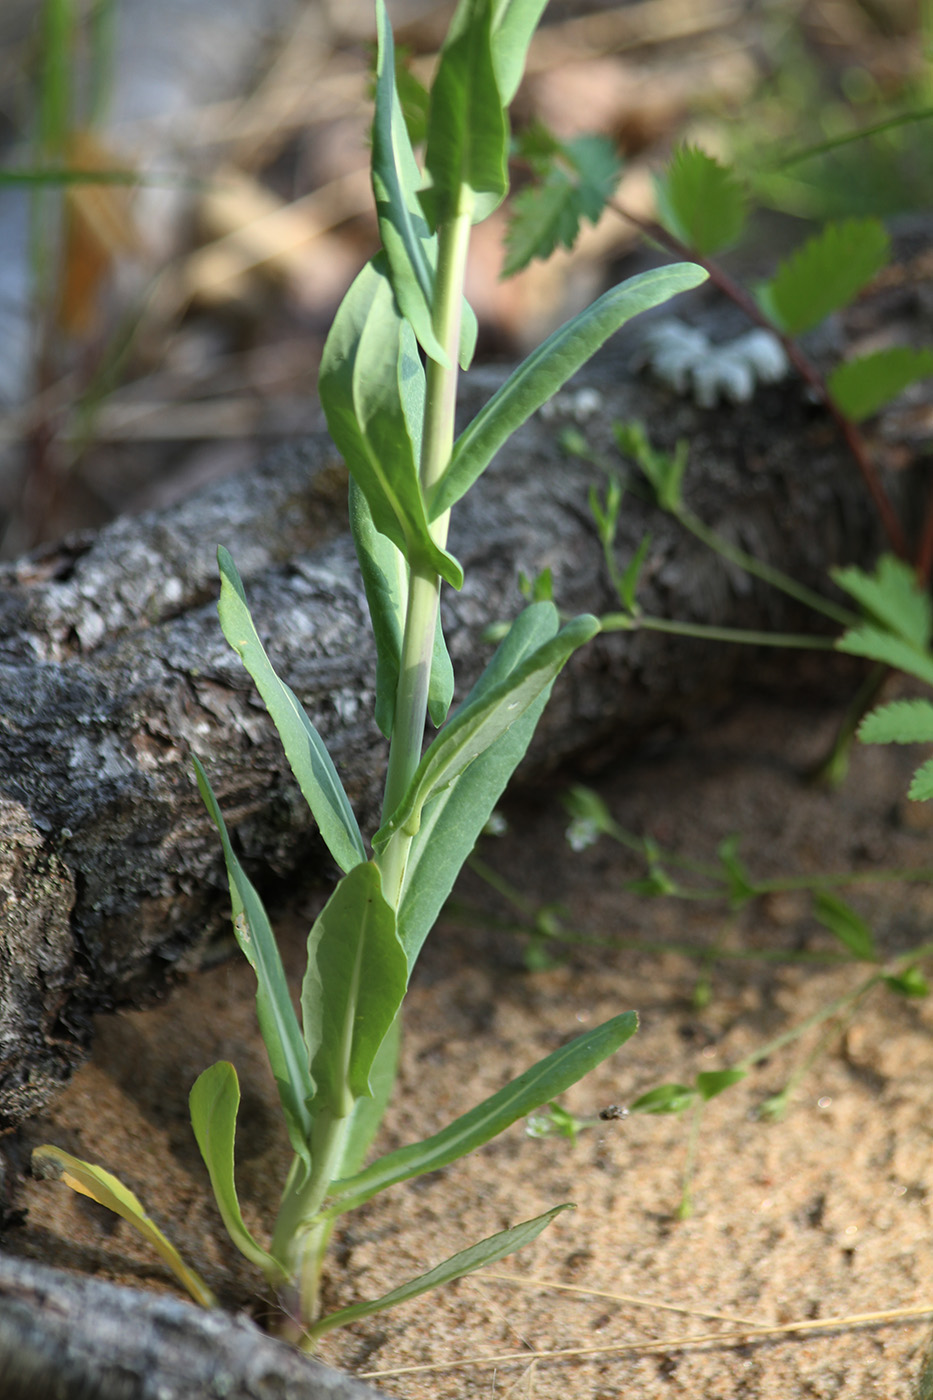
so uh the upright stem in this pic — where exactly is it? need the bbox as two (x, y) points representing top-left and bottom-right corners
(379, 193), (473, 904)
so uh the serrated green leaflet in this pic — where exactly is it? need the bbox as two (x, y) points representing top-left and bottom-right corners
(301, 862), (407, 1117)
(654, 145), (746, 256)
(307, 1205), (571, 1341)
(32, 1145), (216, 1308)
(372, 0), (477, 370)
(837, 626), (933, 688)
(859, 698), (933, 746)
(423, 0), (508, 226)
(189, 1062), (287, 1280)
(194, 756), (314, 1161)
(325, 1013), (638, 1216)
(394, 602), (562, 967)
(375, 611), (599, 851)
(319, 256), (463, 589)
(503, 133), (621, 276)
(909, 760), (933, 802)
(216, 547), (365, 874)
(757, 218), (889, 335)
(828, 346), (933, 422)
(429, 264), (707, 518)
(833, 555), (932, 649)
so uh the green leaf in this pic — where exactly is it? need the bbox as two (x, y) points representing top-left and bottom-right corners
(301, 862), (407, 1117)
(884, 966), (930, 998)
(371, 0), (477, 370)
(32, 1145), (217, 1308)
(393, 602), (565, 967)
(489, 0), (550, 106)
(717, 835), (756, 909)
(430, 263), (707, 518)
(654, 145), (747, 256)
(309, 1205), (571, 1341)
(216, 548), (365, 874)
(833, 555), (931, 647)
(859, 698), (933, 745)
(335, 1014), (401, 1181)
(629, 1083), (696, 1115)
(375, 609), (600, 853)
(194, 757), (315, 1160)
(909, 758), (933, 802)
(757, 218), (890, 335)
(695, 1069), (746, 1101)
(319, 255), (463, 589)
(326, 1011), (638, 1215)
(613, 421), (688, 514)
(813, 890), (876, 960)
(503, 134), (622, 276)
(828, 347), (933, 422)
(423, 0), (508, 226)
(618, 534), (651, 613)
(349, 480), (454, 738)
(837, 625), (933, 688)
(188, 1062), (286, 1281)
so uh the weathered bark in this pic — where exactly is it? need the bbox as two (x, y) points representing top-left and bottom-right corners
(0, 1252), (395, 1400)
(0, 349), (901, 1126)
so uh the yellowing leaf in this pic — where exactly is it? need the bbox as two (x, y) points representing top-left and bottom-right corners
(32, 1144), (216, 1308)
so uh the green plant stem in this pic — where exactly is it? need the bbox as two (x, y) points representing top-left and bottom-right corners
(379, 195), (473, 901)
(600, 612), (838, 650)
(673, 506), (858, 628)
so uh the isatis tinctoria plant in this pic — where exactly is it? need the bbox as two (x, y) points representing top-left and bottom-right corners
(33, 0), (705, 1347)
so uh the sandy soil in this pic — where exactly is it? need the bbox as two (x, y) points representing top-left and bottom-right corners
(7, 694), (933, 1399)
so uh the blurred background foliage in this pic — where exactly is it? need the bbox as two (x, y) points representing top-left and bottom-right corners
(0, 0), (928, 555)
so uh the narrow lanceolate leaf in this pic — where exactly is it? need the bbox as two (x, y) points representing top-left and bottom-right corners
(350, 480), (454, 739)
(827, 346), (933, 422)
(490, 0), (550, 105)
(503, 134), (622, 277)
(372, 0), (477, 370)
(813, 890), (876, 961)
(301, 862), (407, 1117)
(375, 610), (600, 851)
(335, 1014), (401, 1181)
(757, 218), (889, 335)
(429, 263), (708, 518)
(32, 1145), (216, 1308)
(423, 0), (508, 227)
(189, 1062), (287, 1281)
(326, 1012), (638, 1216)
(308, 1206), (571, 1341)
(319, 255), (463, 589)
(833, 555), (931, 648)
(394, 602), (564, 969)
(216, 547), (365, 874)
(859, 698), (933, 746)
(654, 145), (747, 256)
(194, 757), (315, 1161)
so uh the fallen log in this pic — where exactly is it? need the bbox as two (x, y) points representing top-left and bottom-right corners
(0, 1251), (395, 1400)
(0, 344), (902, 1127)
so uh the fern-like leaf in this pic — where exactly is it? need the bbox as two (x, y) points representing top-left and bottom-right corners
(833, 555), (931, 649)
(654, 145), (746, 256)
(504, 132), (621, 276)
(859, 698), (933, 746)
(757, 218), (889, 335)
(827, 346), (933, 422)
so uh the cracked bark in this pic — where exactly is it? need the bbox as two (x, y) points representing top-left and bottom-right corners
(0, 348), (904, 1129)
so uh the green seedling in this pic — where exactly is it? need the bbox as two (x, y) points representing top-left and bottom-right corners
(34, 0), (705, 1348)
